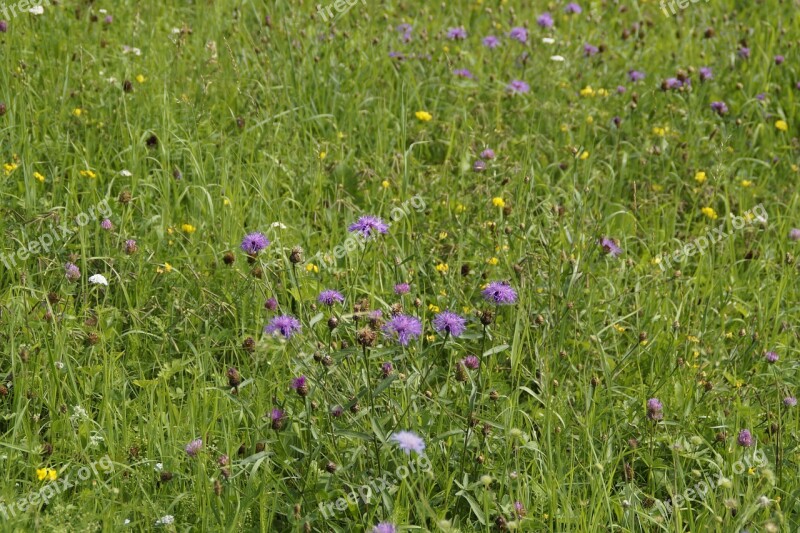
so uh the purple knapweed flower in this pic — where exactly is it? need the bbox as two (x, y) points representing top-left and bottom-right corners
(775, 55), (784, 65)
(481, 281), (518, 305)
(241, 232), (270, 255)
(616, 85), (627, 94)
(480, 148), (496, 160)
(331, 405), (344, 417)
(664, 77), (683, 90)
(537, 12), (554, 28)
(264, 297), (278, 311)
(185, 438), (202, 458)
(447, 26), (467, 40)
(381, 361), (393, 376)
(394, 283), (410, 295)
(264, 315), (302, 338)
(628, 70), (645, 82)
(737, 429), (753, 447)
(789, 228), (800, 241)
(711, 101), (728, 115)
(583, 43), (599, 57)
(124, 239), (137, 254)
(482, 35), (500, 48)
(453, 68), (474, 79)
(348, 215), (389, 239)
(432, 311), (467, 337)
(290, 375), (307, 390)
(101, 218), (113, 230)
(473, 160), (486, 172)
(270, 408), (285, 429)
(756, 93), (766, 101)
(765, 351), (779, 363)
(699, 67), (713, 81)
(600, 237), (623, 257)
(397, 23), (412, 42)
(372, 523), (397, 533)
(565, 3), (582, 13)
(507, 80), (530, 94)
(0, 20), (7, 33)
(462, 355), (480, 369)
(318, 289), (345, 306)
(738, 46), (750, 59)
(509, 27), (528, 44)
(784, 397), (797, 407)
(65, 262), (81, 282)
(383, 314), (422, 345)
(646, 398), (663, 421)
(390, 430), (425, 455)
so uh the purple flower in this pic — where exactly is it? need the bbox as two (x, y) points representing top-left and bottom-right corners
(600, 237), (623, 257)
(372, 523), (397, 533)
(646, 398), (663, 421)
(775, 55), (785, 65)
(318, 289), (345, 306)
(65, 262), (81, 282)
(390, 430), (425, 455)
(104, 15), (113, 24)
(628, 70), (645, 82)
(565, 3), (582, 13)
(756, 92), (766, 101)
(482, 35), (500, 48)
(241, 232), (270, 255)
(480, 148), (495, 160)
(473, 160), (486, 172)
(265, 315), (302, 338)
(397, 23), (412, 42)
(765, 351), (779, 363)
(613, 116), (622, 127)
(124, 239), (137, 254)
(507, 80), (530, 94)
(699, 67), (713, 81)
(394, 283), (410, 295)
(509, 26), (528, 44)
(738, 46), (750, 59)
(331, 405), (344, 417)
(447, 26), (467, 40)
(290, 375), (307, 390)
(383, 314), (423, 345)
(270, 408), (285, 428)
(711, 101), (729, 115)
(664, 77), (683, 90)
(264, 297), (278, 311)
(616, 85), (627, 94)
(100, 218), (113, 230)
(737, 429), (753, 447)
(453, 68), (474, 79)
(537, 13), (554, 28)
(789, 228), (800, 241)
(481, 281), (518, 305)
(185, 438), (202, 458)
(0, 20), (7, 33)
(432, 311), (467, 337)
(784, 397), (797, 407)
(348, 215), (389, 239)
(381, 362), (393, 376)
(462, 355), (480, 369)
(583, 43), (599, 57)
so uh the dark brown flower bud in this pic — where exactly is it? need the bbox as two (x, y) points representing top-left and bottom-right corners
(251, 267), (263, 279)
(129, 446), (139, 459)
(327, 316), (339, 330)
(123, 79), (133, 93)
(455, 363), (468, 382)
(357, 327), (376, 347)
(289, 246), (304, 264)
(628, 438), (638, 449)
(704, 28), (714, 38)
(118, 190), (132, 204)
(321, 355), (333, 366)
(715, 431), (727, 442)
(255, 442), (266, 453)
(590, 376), (600, 387)
(0, 103), (6, 116)
(535, 314), (544, 325)
(227, 367), (242, 388)
(238, 443), (247, 456)
(482, 423), (491, 436)
(242, 337), (256, 353)
(413, 297), (422, 308)
(325, 461), (338, 473)
(47, 292), (60, 304)
(390, 303), (403, 316)
(489, 390), (499, 401)
(160, 471), (173, 483)
(638, 331), (648, 342)
(125, 240), (138, 255)
(223, 251), (235, 265)
(349, 401), (360, 414)
(480, 310), (494, 326)
(41, 442), (53, 456)
(85, 332), (99, 346)
(624, 462), (634, 481)
(495, 515), (507, 531)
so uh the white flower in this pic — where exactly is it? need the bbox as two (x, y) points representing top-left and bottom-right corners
(156, 515), (175, 525)
(119, 169), (132, 177)
(550, 55), (565, 62)
(29, 6), (44, 15)
(154, 462), (163, 471)
(98, 9), (108, 14)
(89, 274), (108, 286)
(542, 37), (555, 44)
(122, 46), (142, 56)
(123, 519), (130, 525)
(54, 361), (65, 370)
(271, 222), (287, 229)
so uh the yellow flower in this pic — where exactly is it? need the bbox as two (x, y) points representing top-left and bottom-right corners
(415, 111), (432, 122)
(612, 324), (626, 333)
(337, 131), (345, 140)
(428, 304), (440, 313)
(694, 171), (707, 183)
(4, 162), (18, 175)
(487, 257), (499, 265)
(687, 335), (700, 344)
(492, 197), (505, 208)
(319, 151), (326, 160)
(157, 263), (173, 274)
(585, 116), (594, 124)
(36, 468), (57, 481)
(181, 224), (196, 234)
(775, 120), (788, 131)
(443, 45), (449, 53)
(73, 108), (83, 117)
(438, 231), (448, 239)
(560, 124), (569, 132)
(725, 332), (733, 339)
(741, 179), (753, 187)
(701, 207), (718, 220)
(579, 86), (595, 97)
(652, 127), (667, 137)
(381, 180), (390, 188)
(455, 203), (465, 213)
(651, 183), (664, 192)
(435, 263), (448, 273)
(305, 263), (319, 273)
(79, 169), (97, 179)
(135, 74), (146, 84)
(596, 88), (609, 97)
(34, 172), (45, 182)
(223, 198), (231, 206)
(792, 164), (799, 172)
(579, 151), (589, 160)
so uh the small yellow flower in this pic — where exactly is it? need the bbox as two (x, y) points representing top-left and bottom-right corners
(36, 468), (57, 481)
(439, 290), (447, 297)
(381, 180), (390, 188)
(181, 224), (196, 234)
(747, 467), (756, 475)
(135, 74), (146, 84)
(79, 169), (97, 179)
(73, 108), (83, 117)
(4, 162), (18, 175)
(596, 88), (609, 97)
(34, 172), (45, 182)
(462, 306), (471, 314)
(442, 45), (449, 53)
(167, 227), (174, 235)
(560, 124), (569, 132)
(652, 127), (667, 137)
(223, 198), (231, 206)
(492, 197), (505, 208)
(157, 263), (173, 274)
(455, 203), (465, 213)
(415, 111), (432, 122)
(651, 184), (664, 192)
(306, 263), (319, 273)
(694, 171), (707, 183)
(579, 86), (595, 97)
(428, 304), (440, 313)
(579, 151), (589, 160)
(724, 332), (733, 339)
(612, 324), (626, 333)
(792, 164), (799, 172)
(426, 334), (436, 342)
(741, 179), (753, 187)
(701, 207), (718, 220)
(639, 340), (649, 346)
(319, 151), (326, 160)
(585, 116), (594, 124)
(438, 231), (448, 239)
(687, 335), (700, 344)
(650, 256), (661, 265)
(775, 120), (788, 132)
(435, 263), (448, 273)
(487, 257), (499, 265)
(337, 131), (345, 140)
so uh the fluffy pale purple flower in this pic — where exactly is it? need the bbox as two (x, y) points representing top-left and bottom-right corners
(737, 429), (753, 447)
(756, 93), (766, 101)
(711, 101), (729, 115)
(480, 148), (495, 160)
(290, 375), (307, 390)
(583, 43), (599, 57)
(447, 27), (467, 40)
(784, 397), (797, 407)
(565, 2), (582, 13)
(394, 283), (410, 295)
(348, 215), (389, 239)
(241, 232), (270, 255)
(646, 398), (663, 421)
(101, 218), (113, 230)
(65, 262), (81, 282)
(453, 68), (474, 79)
(600, 237), (623, 257)
(699, 67), (713, 81)
(265, 315), (302, 338)
(0, 20), (7, 33)
(390, 430), (425, 455)
(462, 355), (480, 369)
(775, 55), (784, 65)
(507, 80), (530, 94)
(537, 13), (554, 28)
(481, 281), (518, 305)
(789, 228), (800, 241)
(383, 314), (423, 345)
(509, 27), (528, 44)
(664, 77), (683, 90)
(397, 23), (412, 42)
(264, 297), (278, 311)
(372, 523), (397, 533)
(432, 311), (467, 337)
(482, 35), (500, 48)
(318, 289), (345, 306)
(185, 438), (202, 458)
(738, 46), (750, 59)
(616, 85), (626, 94)
(765, 351), (779, 363)
(331, 405), (344, 417)
(381, 362), (393, 376)
(628, 70), (645, 82)
(473, 160), (486, 172)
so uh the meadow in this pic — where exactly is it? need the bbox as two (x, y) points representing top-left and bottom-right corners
(0, 0), (799, 531)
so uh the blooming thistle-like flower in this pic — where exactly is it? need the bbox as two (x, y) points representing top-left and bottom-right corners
(765, 351), (779, 363)
(481, 281), (517, 305)
(583, 43), (599, 57)
(100, 219), (113, 230)
(536, 12), (554, 28)
(124, 239), (137, 255)
(462, 355), (480, 369)
(390, 430), (425, 455)
(480, 148), (495, 160)
(447, 27), (467, 40)
(789, 229), (800, 241)
(65, 262), (81, 282)
(432, 311), (467, 337)
(775, 55), (785, 65)
(509, 27), (528, 43)
(507, 80), (530, 94)
(646, 398), (663, 421)
(600, 237), (623, 257)
(372, 523), (397, 533)
(453, 68), (474, 79)
(711, 101), (729, 115)
(291, 376), (309, 397)
(663, 77), (683, 90)
(482, 35), (500, 48)
(473, 160), (486, 172)
(738, 46), (750, 59)
(784, 397), (797, 407)
(383, 314), (422, 345)
(0, 20), (7, 32)
(565, 2), (582, 13)
(628, 70), (645, 82)
(394, 283), (410, 295)
(381, 361), (393, 376)
(241, 232), (269, 255)
(699, 67), (713, 81)
(737, 429), (753, 447)
(318, 289), (345, 306)
(264, 315), (302, 338)
(264, 297), (278, 311)
(185, 438), (202, 458)
(348, 215), (389, 239)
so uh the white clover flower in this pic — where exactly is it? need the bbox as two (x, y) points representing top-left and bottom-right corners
(89, 274), (108, 286)
(271, 222), (287, 229)
(542, 37), (555, 44)
(550, 55), (565, 62)
(154, 462), (163, 471)
(155, 515), (175, 525)
(29, 6), (44, 15)
(119, 170), (132, 177)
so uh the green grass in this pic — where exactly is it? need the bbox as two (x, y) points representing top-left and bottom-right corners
(0, 0), (799, 531)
